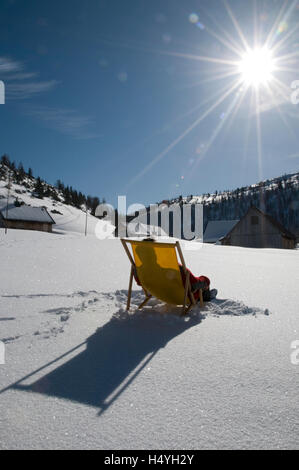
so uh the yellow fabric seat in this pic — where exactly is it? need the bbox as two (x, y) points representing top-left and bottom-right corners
(121, 238), (204, 315)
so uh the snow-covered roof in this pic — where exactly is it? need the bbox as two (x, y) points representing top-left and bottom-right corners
(0, 205), (55, 224)
(204, 220), (239, 243)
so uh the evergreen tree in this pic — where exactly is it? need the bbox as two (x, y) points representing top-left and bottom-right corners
(34, 177), (45, 199)
(14, 197), (22, 207)
(18, 162), (25, 178)
(1, 154), (10, 167)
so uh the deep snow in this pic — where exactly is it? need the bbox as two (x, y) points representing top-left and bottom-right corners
(0, 225), (298, 450)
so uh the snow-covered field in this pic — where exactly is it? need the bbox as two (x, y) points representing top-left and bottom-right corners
(0, 224), (298, 449)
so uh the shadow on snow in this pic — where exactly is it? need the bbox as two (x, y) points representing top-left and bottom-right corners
(3, 289), (268, 414)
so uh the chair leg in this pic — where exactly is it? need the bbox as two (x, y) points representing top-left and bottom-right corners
(138, 294), (152, 310)
(184, 303), (193, 315)
(199, 289), (204, 308)
(181, 271), (190, 316)
(190, 286), (204, 309)
(127, 267), (134, 311)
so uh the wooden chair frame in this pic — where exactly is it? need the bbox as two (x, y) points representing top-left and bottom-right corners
(121, 238), (204, 316)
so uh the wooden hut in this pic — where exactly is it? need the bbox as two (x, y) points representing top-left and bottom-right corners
(220, 206), (296, 249)
(0, 205), (55, 233)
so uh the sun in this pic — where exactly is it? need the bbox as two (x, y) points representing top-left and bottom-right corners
(238, 47), (275, 87)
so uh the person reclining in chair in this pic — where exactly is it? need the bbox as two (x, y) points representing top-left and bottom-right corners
(179, 267), (217, 302)
(133, 238), (217, 303)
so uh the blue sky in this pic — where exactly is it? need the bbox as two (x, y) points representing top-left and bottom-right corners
(0, 0), (298, 208)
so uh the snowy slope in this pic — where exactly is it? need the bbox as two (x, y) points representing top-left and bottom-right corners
(0, 229), (298, 450)
(178, 172), (299, 205)
(0, 179), (112, 236)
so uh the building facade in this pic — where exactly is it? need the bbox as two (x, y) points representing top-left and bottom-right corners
(221, 206), (296, 249)
(0, 205), (55, 233)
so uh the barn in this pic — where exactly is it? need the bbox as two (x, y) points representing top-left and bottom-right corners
(0, 205), (55, 233)
(221, 206), (296, 249)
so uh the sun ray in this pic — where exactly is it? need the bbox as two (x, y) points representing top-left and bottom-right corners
(223, 0), (250, 52)
(203, 24), (245, 58)
(254, 87), (263, 180)
(99, 36), (239, 68)
(264, 81), (298, 141)
(271, 76), (294, 100)
(242, 87), (255, 168)
(176, 68), (241, 90)
(190, 86), (248, 175)
(126, 79), (242, 188)
(223, 84), (250, 135)
(119, 77), (247, 168)
(158, 78), (243, 132)
(200, 5), (245, 57)
(163, 50), (239, 67)
(117, 79), (247, 178)
(265, 0), (289, 49)
(253, 0), (259, 49)
(275, 66), (299, 74)
(272, 23), (299, 55)
(275, 50), (299, 63)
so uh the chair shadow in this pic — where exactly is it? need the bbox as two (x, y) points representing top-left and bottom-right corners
(11, 290), (268, 414)
(13, 293), (203, 414)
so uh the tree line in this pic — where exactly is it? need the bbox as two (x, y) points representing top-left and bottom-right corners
(0, 154), (105, 216)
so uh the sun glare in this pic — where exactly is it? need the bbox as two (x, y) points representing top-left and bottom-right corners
(127, 0), (298, 187)
(238, 47), (275, 87)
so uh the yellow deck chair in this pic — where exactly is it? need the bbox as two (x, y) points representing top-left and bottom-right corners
(121, 238), (204, 316)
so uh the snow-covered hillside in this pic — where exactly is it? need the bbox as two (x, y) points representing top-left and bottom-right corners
(0, 229), (298, 450)
(0, 174), (110, 236)
(172, 172), (299, 206)
(166, 172), (299, 237)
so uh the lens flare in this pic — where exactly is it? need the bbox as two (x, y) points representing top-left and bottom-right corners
(277, 21), (288, 35)
(189, 13), (199, 24)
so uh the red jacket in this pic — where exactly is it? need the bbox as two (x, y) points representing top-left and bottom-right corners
(180, 267), (210, 301)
